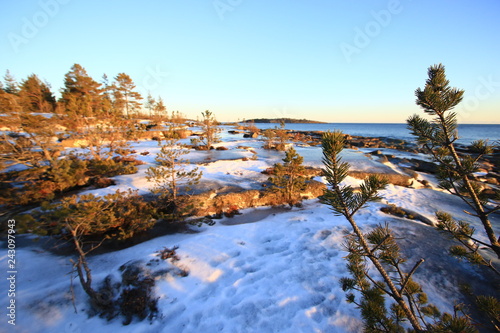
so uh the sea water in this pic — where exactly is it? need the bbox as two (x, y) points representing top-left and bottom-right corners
(250, 123), (500, 146)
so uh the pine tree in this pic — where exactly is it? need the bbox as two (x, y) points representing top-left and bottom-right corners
(100, 74), (114, 116)
(112, 73), (143, 117)
(0, 89), (22, 171)
(1, 75), (61, 169)
(275, 120), (289, 151)
(320, 131), (475, 332)
(268, 146), (306, 206)
(146, 131), (202, 219)
(61, 75), (140, 161)
(28, 190), (155, 311)
(200, 110), (220, 149)
(262, 128), (276, 149)
(0, 113), (61, 168)
(3, 70), (19, 95)
(154, 97), (166, 119)
(145, 93), (156, 118)
(407, 64), (500, 260)
(261, 121), (288, 151)
(18, 74), (56, 113)
(60, 64), (103, 117)
(78, 114), (138, 161)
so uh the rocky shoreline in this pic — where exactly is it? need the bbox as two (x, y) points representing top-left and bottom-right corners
(300, 130), (499, 194)
(228, 127), (500, 201)
(151, 126), (498, 224)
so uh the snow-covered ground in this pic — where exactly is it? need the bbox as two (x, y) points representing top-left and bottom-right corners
(1, 126), (499, 332)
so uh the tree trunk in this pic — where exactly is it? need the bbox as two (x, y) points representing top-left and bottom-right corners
(439, 115), (500, 258)
(68, 224), (110, 310)
(346, 215), (424, 332)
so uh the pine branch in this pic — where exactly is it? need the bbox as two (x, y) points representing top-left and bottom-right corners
(322, 131), (425, 331)
(399, 259), (425, 294)
(485, 205), (500, 216)
(370, 234), (391, 254)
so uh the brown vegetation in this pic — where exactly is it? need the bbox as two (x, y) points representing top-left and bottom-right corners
(187, 180), (326, 217)
(348, 171), (412, 187)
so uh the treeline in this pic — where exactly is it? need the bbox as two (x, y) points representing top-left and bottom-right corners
(0, 64), (166, 118)
(0, 64), (178, 209)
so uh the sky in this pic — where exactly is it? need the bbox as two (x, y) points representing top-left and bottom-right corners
(1, 0), (499, 123)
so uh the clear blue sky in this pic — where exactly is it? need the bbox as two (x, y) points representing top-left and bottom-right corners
(1, 0), (499, 123)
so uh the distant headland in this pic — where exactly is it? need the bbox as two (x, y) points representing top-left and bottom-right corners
(242, 118), (326, 124)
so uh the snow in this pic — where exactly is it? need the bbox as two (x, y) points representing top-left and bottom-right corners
(1, 128), (499, 333)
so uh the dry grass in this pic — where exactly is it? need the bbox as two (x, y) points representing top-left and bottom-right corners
(348, 171), (411, 187)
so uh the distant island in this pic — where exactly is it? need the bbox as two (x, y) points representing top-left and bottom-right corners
(243, 118), (326, 124)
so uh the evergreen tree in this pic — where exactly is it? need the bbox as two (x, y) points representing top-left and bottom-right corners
(407, 64), (500, 260)
(18, 74), (56, 113)
(3, 70), (19, 95)
(268, 146), (306, 206)
(100, 74), (114, 116)
(28, 190), (155, 311)
(200, 110), (220, 149)
(320, 131), (475, 332)
(0, 112), (61, 168)
(112, 73), (143, 117)
(1, 75), (61, 169)
(146, 131), (202, 219)
(0, 89), (21, 170)
(275, 119), (289, 151)
(154, 97), (167, 119)
(261, 121), (288, 151)
(77, 114), (138, 161)
(262, 128), (276, 149)
(62, 74), (142, 162)
(145, 93), (156, 117)
(60, 64), (103, 117)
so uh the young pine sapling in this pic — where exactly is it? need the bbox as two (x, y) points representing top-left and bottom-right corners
(146, 132), (202, 220)
(268, 146), (307, 207)
(320, 131), (475, 332)
(407, 63), (500, 263)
